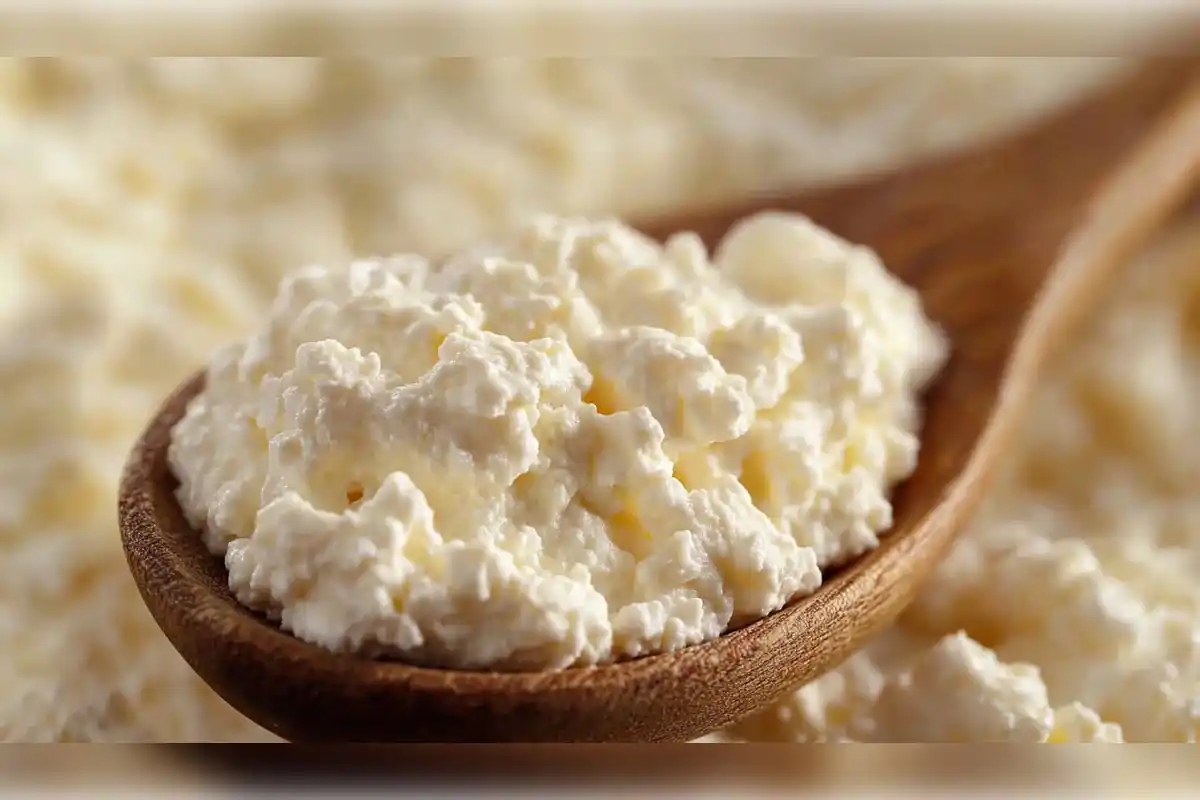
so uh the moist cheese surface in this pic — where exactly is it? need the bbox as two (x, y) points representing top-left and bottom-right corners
(169, 213), (945, 670)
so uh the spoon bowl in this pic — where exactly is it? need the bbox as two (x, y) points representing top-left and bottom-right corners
(120, 61), (1200, 743)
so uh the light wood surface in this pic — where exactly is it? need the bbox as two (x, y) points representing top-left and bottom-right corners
(119, 60), (1200, 743)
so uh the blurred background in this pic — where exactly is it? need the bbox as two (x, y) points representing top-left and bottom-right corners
(1, 11), (1199, 768)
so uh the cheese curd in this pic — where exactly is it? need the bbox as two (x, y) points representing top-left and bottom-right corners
(168, 214), (946, 669)
(855, 633), (1054, 743)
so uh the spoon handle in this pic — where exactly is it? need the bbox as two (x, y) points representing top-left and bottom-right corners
(1013, 74), (1200, 379)
(650, 61), (1200, 330)
(940, 67), (1200, 561)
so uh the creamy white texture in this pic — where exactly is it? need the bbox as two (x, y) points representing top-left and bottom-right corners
(6, 57), (1199, 743)
(168, 213), (944, 669)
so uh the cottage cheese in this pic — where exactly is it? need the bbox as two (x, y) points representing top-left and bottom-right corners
(168, 213), (945, 669)
(728, 632), (1127, 744)
(5, 57), (1199, 745)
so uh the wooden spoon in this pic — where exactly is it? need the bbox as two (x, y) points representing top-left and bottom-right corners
(119, 60), (1200, 743)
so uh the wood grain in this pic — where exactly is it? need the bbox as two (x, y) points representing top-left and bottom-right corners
(119, 60), (1200, 743)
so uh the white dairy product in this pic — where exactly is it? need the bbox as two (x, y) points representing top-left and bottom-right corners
(168, 213), (945, 669)
(4, 56), (1199, 744)
(1047, 703), (1124, 744)
(853, 633), (1060, 743)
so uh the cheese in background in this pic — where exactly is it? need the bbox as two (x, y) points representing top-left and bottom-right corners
(3, 58), (1195, 742)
